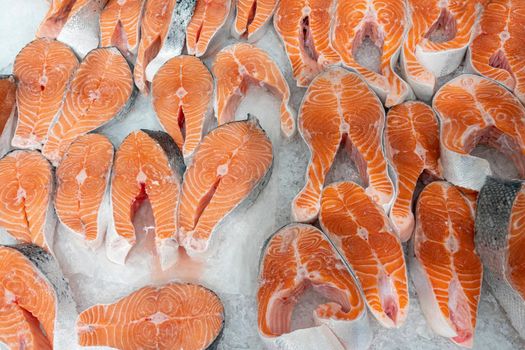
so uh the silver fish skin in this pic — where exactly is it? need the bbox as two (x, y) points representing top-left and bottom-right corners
(0, 75), (16, 158)
(475, 176), (525, 338)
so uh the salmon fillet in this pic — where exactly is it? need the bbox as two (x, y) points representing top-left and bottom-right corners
(107, 130), (185, 270)
(77, 282), (224, 350)
(42, 47), (134, 166)
(331, 0), (412, 107)
(55, 134), (114, 249)
(0, 76), (16, 158)
(212, 43), (295, 137)
(433, 74), (525, 191)
(178, 116), (273, 254)
(411, 181), (482, 348)
(186, 0), (231, 57)
(233, 0), (277, 41)
(319, 182), (409, 328)
(467, 0), (525, 105)
(292, 67), (393, 223)
(0, 151), (55, 250)
(385, 101), (441, 241)
(258, 223), (371, 350)
(99, 0), (146, 59)
(152, 55), (213, 161)
(12, 38), (79, 150)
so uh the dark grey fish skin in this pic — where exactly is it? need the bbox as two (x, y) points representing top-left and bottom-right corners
(141, 129), (186, 180)
(475, 176), (525, 338)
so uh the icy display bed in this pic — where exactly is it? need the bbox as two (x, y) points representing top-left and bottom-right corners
(0, 1), (524, 349)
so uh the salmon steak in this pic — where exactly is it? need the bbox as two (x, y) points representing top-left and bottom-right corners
(12, 38), (78, 150)
(273, 0), (340, 87)
(133, 0), (196, 93)
(0, 244), (76, 349)
(77, 282), (224, 350)
(178, 116), (272, 254)
(232, 0), (277, 41)
(385, 101), (441, 242)
(107, 130), (185, 270)
(37, 0), (108, 57)
(292, 67), (393, 223)
(331, 0), (412, 107)
(186, 0), (231, 57)
(99, 0), (146, 59)
(212, 43), (295, 137)
(257, 223), (371, 350)
(467, 0), (525, 105)
(152, 55), (213, 161)
(0, 151), (55, 250)
(55, 134), (114, 250)
(433, 74), (525, 191)
(410, 181), (482, 348)
(319, 182), (409, 328)
(401, 0), (482, 101)
(42, 47), (134, 166)
(475, 177), (525, 338)
(0, 75), (16, 158)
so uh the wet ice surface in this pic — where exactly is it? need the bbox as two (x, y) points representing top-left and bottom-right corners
(0, 1), (524, 350)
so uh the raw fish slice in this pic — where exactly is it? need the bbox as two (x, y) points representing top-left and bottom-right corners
(134, 0), (196, 93)
(0, 151), (55, 250)
(0, 244), (77, 349)
(107, 130), (185, 270)
(37, 0), (108, 57)
(331, 0), (412, 107)
(475, 177), (525, 338)
(152, 55), (213, 161)
(467, 0), (525, 105)
(99, 0), (146, 59)
(433, 74), (525, 191)
(178, 116), (272, 253)
(258, 223), (371, 350)
(273, 0), (340, 87)
(212, 43), (295, 137)
(12, 39), (78, 150)
(55, 134), (114, 250)
(319, 182), (409, 328)
(0, 76), (16, 158)
(42, 47), (134, 166)
(401, 0), (481, 101)
(292, 67), (394, 223)
(186, 0), (231, 57)
(232, 0), (277, 41)
(77, 282), (224, 350)
(411, 181), (482, 348)
(385, 101), (441, 241)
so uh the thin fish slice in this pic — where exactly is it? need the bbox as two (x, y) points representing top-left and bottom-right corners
(232, 0), (277, 41)
(433, 74), (525, 191)
(107, 130), (185, 270)
(385, 101), (441, 241)
(292, 67), (394, 223)
(0, 244), (76, 349)
(273, 0), (340, 87)
(42, 47), (134, 166)
(0, 151), (55, 250)
(331, 0), (412, 107)
(12, 38), (79, 150)
(186, 0), (231, 57)
(178, 116), (272, 254)
(411, 181), (482, 348)
(258, 223), (371, 350)
(0, 76), (16, 158)
(319, 182), (409, 328)
(152, 55), (213, 161)
(77, 282), (224, 350)
(475, 177), (525, 338)
(212, 43), (295, 137)
(99, 0), (146, 59)
(401, 0), (482, 101)
(55, 134), (114, 250)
